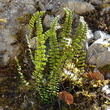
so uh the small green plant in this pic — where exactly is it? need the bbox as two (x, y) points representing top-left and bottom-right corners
(15, 7), (88, 104)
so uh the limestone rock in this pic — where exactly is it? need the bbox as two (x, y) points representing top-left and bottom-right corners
(96, 50), (110, 68)
(46, 0), (94, 17)
(30, 37), (37, 49)
(38, 0), (48, 11)
(102, 85), (110, 95)
(87, 31), (110, 68)
(94, 31), (105, 40)
(0, 27), (19, 65)
(0, 106), (3, 110)
(65, 1), (95, 14)
(43, 15), (55, 28)
(0, 0), (36, 35)
(0, 0), (37, 65)
(43, 14), (61, 29)
(86, 28), (94, 49)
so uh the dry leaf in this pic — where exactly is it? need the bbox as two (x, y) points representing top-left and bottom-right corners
(57, 91), (73, 105)
(87, 70), (104, 81)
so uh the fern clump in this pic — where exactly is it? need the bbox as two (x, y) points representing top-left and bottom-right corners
(15, 7), (88, 105)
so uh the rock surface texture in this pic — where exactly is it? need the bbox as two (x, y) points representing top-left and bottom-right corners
(0, 0), (37, 65)
(87, 31), (110, 68)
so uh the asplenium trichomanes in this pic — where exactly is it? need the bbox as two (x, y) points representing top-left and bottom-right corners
(15, 7), (87, 103)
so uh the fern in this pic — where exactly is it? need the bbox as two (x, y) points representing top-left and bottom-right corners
(48, 15), (60, 70)
(71, 16), (87, 72)
(58, 8), (73, 73)
(26, 11), (45, 64)
(47, 16), (60, 96)
(16, 7), (88, 104)
(15, 56), (29, 86)
(60, 8), (72, 48)
(32, 11), (47, 98)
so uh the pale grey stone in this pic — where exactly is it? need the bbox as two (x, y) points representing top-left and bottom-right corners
(0, 106), (3, 110)
(94, 31), (104, 40)
(43, 14), (61, 29)
(24, 0), (35, 4)
(30, 37), (37, 49)
(46, 0), (94, 17)
(86, 28), (94, 49)
(102, 84), (110, 95)
(0, 28), (19, 65)
(64, 1), (95, 14)
(38, 0), (48, 11)
(87, 31), (110, 68)
(43, 15), (55, 28)
(87, 29), (94, 42)
(96, 50), (110, 67)
(0, 0), (37, 65)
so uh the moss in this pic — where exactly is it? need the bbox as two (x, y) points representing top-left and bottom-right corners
(16, 13), (32, 24)
(0, 10), (3, 13)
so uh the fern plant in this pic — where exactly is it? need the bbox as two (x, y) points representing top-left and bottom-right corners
(15, 7), (88, 104)
(70, 16), (87, 73)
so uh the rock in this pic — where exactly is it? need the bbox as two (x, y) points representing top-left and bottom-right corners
(46, 0), (94, 17)
(86, 28), (94, 49)
(87, 29), (94, 42)
(94, 31), (105, 40)
(0, 0), (36, 35)
(46, 0), (63, 13)
(87, 31), (110, 68)
(38, 0), (48, 11)
(43, 15), (55, 28)
(0, 0), (37, 65)
(96, 50), (110, 67)
(30, 37), (37, 49)
(102, 85), (110, 95)
(43, 14), (61, 29)
(65, 1), (95, 14)
(0, 106), (3, 110)
(0, 27), (19, 65)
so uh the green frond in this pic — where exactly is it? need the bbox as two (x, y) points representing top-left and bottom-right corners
(15, 57), (29, 86)
(46, 16), (60, 96)
(48, 15), (60, 70)
(60, 8), (72, 48)
(33, 11), (46, 74)
(71, 16), (88, 72)
(28, 11), (45, 42)
(27, 11), (45, 64)
(57, 8), (73, 73)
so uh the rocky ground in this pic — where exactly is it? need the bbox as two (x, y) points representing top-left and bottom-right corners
(0, 0), (110, 109)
